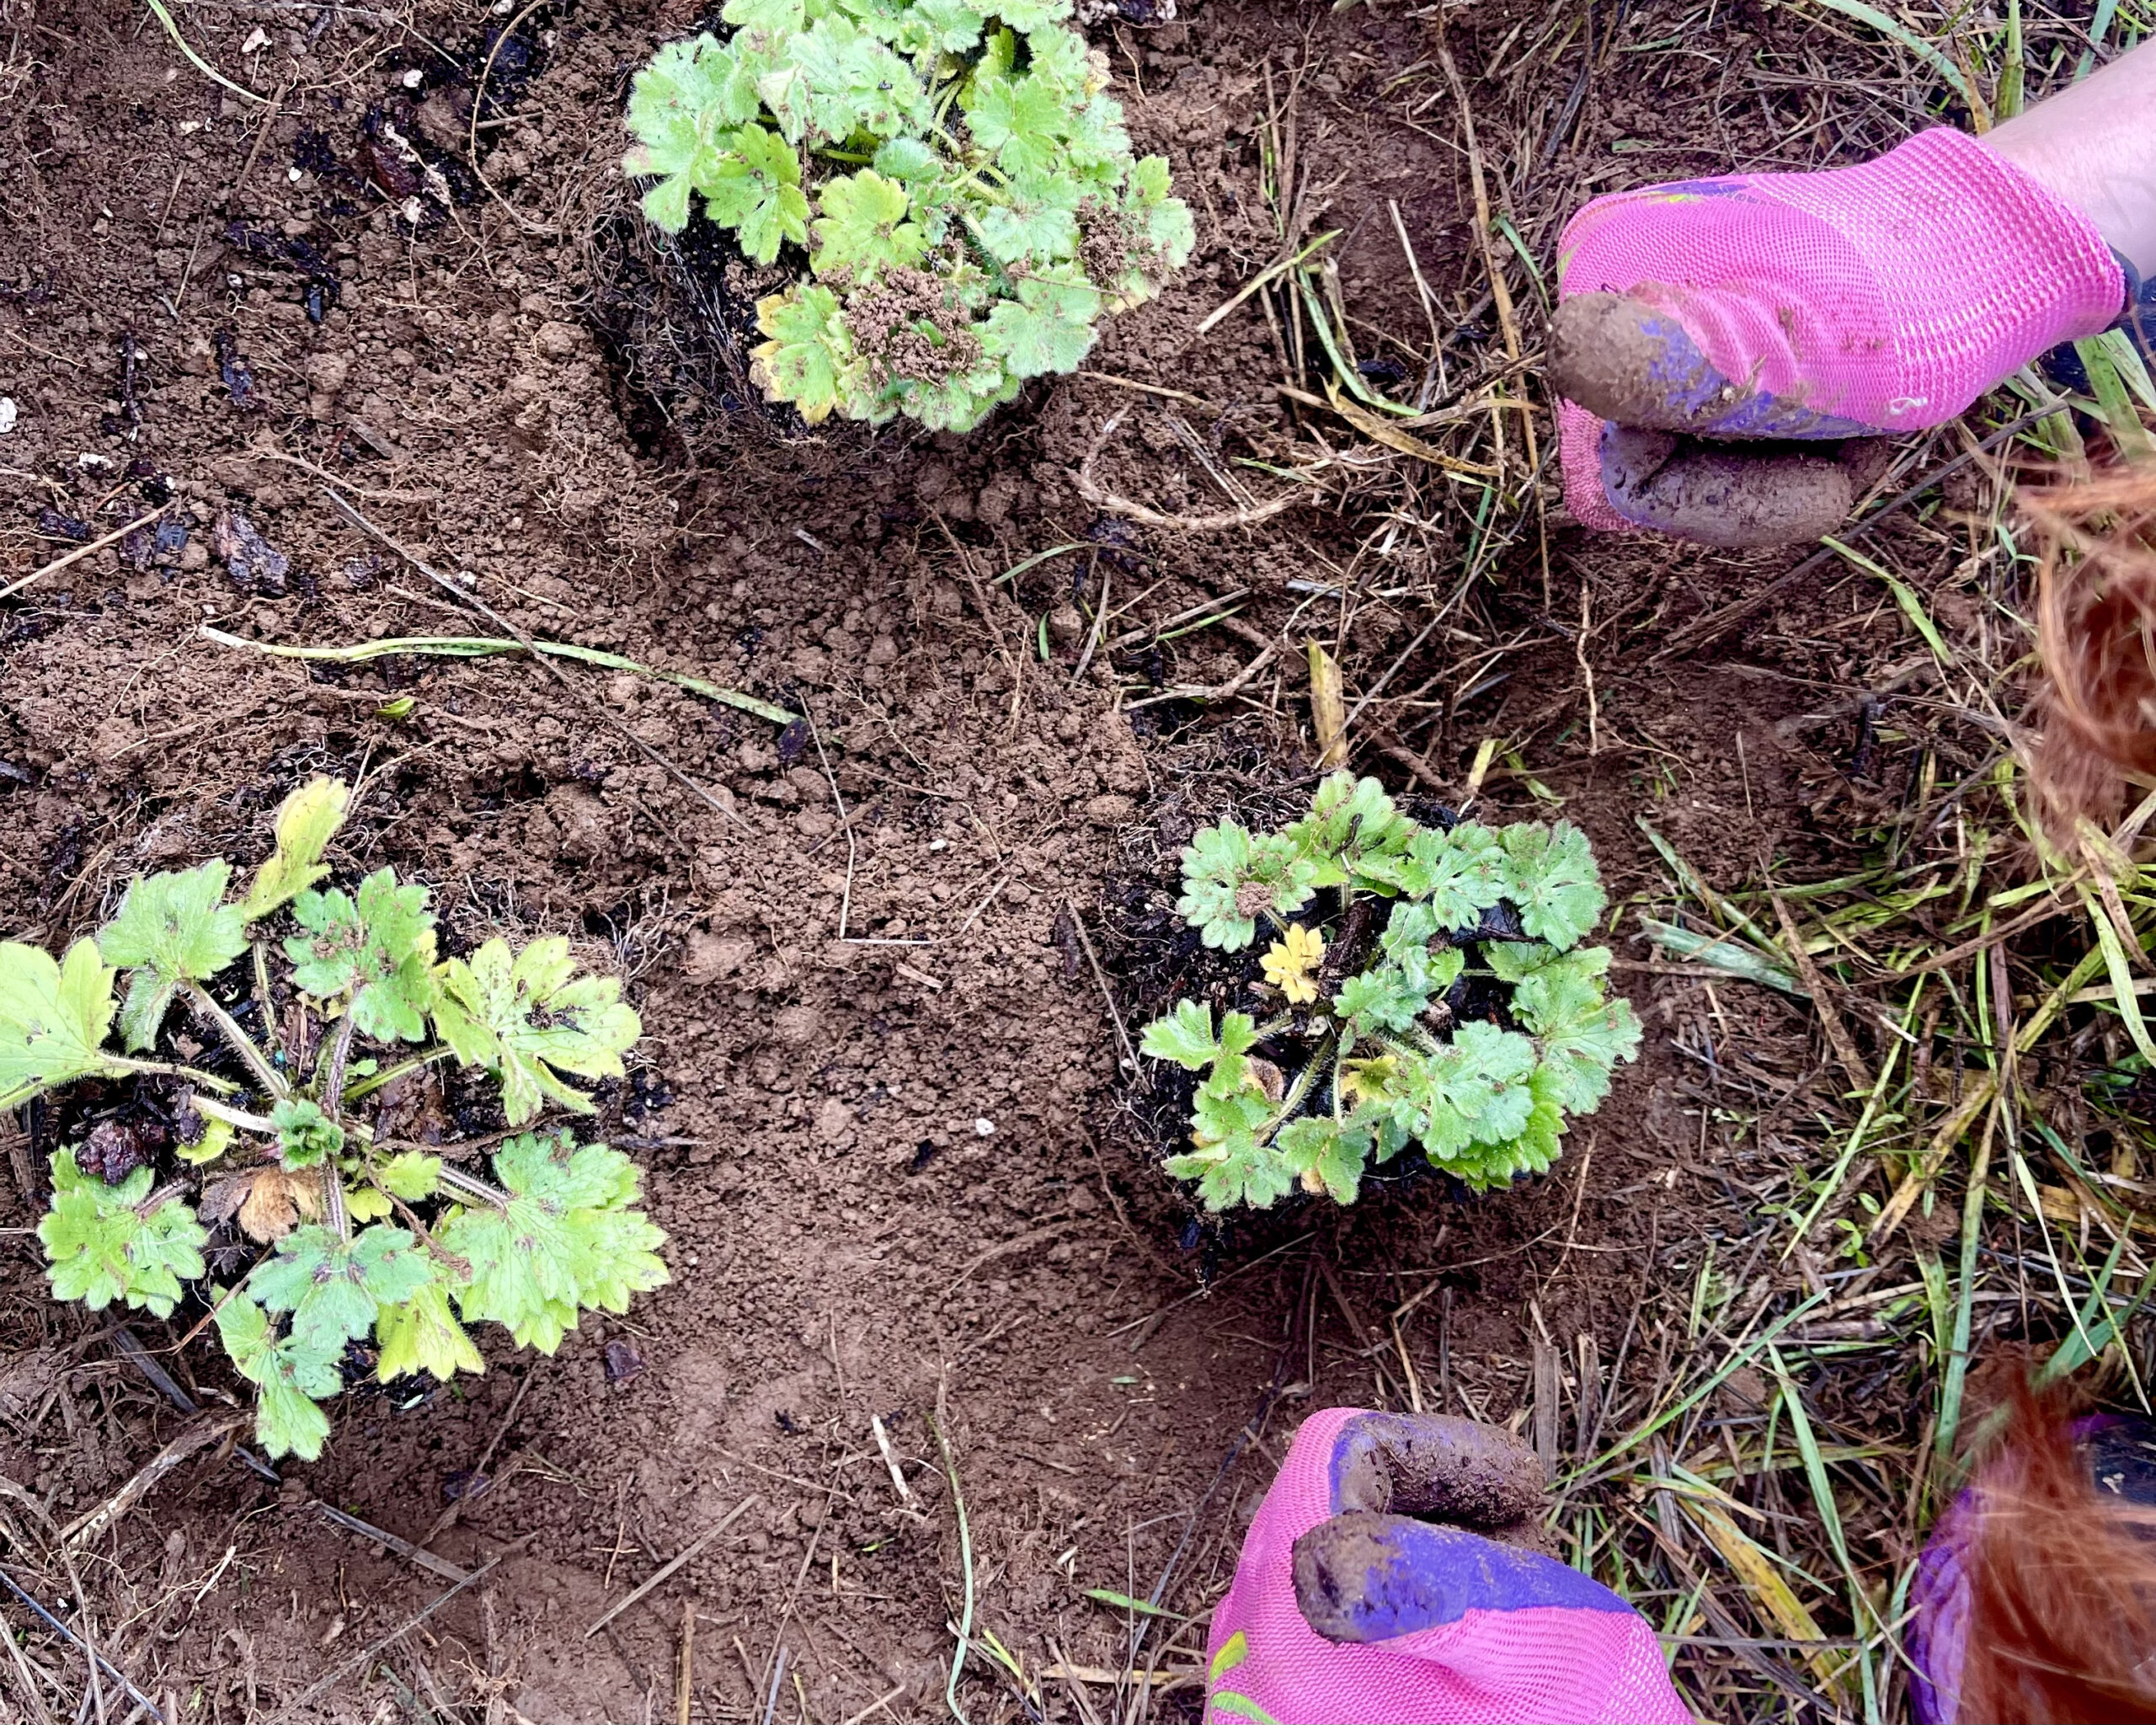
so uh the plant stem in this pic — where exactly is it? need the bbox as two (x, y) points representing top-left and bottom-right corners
(192, 1095), (279, 1135)
(251, 940), (282, 1060)
(137, 1179), (192, 1216)
(323, 1167), (351, 1241)
(184, 981), (285, 1097)
(322, 1011), (359, 1120)
(341, 1046), (452, 1103)
(1259, 1036), (1334, 1147)
(435, 1162), (511, 1210)
(110, 1057), (239, 1095)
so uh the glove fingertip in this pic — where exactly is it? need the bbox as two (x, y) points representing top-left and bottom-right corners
(1556, 399), (1635, 532)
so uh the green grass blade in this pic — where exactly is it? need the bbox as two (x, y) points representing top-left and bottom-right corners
(1820, 538), (1955, 665)
(1639, 920), (1803, 994)
(1791, 0), (1988, 119)
(200, 626), (797, 724)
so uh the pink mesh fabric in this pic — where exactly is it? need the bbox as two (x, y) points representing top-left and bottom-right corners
(1555, 127), (2123, 530)
(1203, 1408), (1692, 1724)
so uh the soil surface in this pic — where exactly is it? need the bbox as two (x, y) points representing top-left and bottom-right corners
(0, 0), (1985, 1719)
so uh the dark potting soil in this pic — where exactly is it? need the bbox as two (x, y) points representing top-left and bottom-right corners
(0, 0), (1994, 1717)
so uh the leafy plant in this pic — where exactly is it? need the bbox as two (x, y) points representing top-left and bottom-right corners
(0, 779), (667, 1461)
(1139, 774), (1642, 1211)
(622, 0), (1194, 431)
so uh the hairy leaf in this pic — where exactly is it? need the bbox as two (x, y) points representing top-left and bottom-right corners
(1333, 964), (1431, 1039)
(1191, 1064), (1273, 1148)
(432, 937), (642, 1125)
(723, 0), (811, 30)
(286, 868), (437, 1044)
(1163, 1127), (1296, 1212)
(0, 941), (125, 1108)
(376, 1151), (442, 1201)
(270, 1097), (344, 1169)
(1288, 772), (1412, 889)
(241, 777), (350, 921)
(1395, 823), (1508, 928)
(97, 863), (248, 1049)
(1177, 824), (1320, 952)
(251, 1223), (435, 1357)
(438, 1134), (670, 1352)
(375, 1281), (485, 1383)
(962, 70), (1065, 176)
(979, 271), (1099, 377)
(1498, 821), (1606, 948)
(1276, 1115), (1372, 1204)
(40, 1148), (207, 1318)
(1514, 952), (1641, 1113)
(1118, 153), (1195, 277)
(750, 284), (854, 424)
(988, 0), (1072, 25)
(214, 1290), (342, 1461)
(811, 169), (925, 279)
(701, 123), (809, 262)
(1138, 1000), (1257, 1071)
(974, 175), (1081, 265)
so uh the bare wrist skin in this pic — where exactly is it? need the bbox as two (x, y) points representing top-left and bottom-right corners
(1979, 39), (2156, 277)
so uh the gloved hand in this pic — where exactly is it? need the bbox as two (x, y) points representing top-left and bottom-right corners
(1204, 1407), (1691, 1724)
(1549, 128), (2124, 547)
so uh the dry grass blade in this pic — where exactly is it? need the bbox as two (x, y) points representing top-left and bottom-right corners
(584, 1497), (758, 1639)
(58, 1412), (249, 1551)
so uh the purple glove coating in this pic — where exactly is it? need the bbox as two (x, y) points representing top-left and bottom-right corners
(1204, 1408), (1692, 1725)
(1294, 1512), (1634, 1643)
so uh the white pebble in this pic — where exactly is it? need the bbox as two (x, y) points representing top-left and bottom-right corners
(974, 1118), (995, 1138)
(0, 398), (16, 435)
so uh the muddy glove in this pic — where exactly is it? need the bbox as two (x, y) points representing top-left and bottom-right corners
(1203, 1407), (1691, 1724)
(1550, 129), (2123, 547)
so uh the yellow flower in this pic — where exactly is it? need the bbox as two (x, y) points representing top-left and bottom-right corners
(1259, 924), (1325, 1004)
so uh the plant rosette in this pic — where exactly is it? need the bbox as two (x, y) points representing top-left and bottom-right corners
(1137, 772), (1643, 1213)
(1, 777), (668, 1462)
(621, 0), (1194, 431)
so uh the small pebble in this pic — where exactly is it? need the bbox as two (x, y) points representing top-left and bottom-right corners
(974, 1118), (996, 1138)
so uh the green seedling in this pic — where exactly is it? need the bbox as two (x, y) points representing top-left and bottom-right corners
(3, 777), (666, 1462)
(1139, 772), (1641, 1210)
(622, 0), (1193, 431)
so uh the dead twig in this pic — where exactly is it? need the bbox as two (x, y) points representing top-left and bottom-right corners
(422, 1370), (534, 1551)
(585, 1498), (758, 1639)
(59, 1413), (249, 1550)
(1, 503), (175, 602)
(1076, 410), (1310, 531)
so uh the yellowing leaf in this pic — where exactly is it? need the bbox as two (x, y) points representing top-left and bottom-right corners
(376, 1281), (485, 1382)
(0, 940), (125, 1108)
(242, 777), (350, 921)
(344, 1184), (393, 1224)
(433, 937), (641, 1124)
(176, 1112), (234, 1166)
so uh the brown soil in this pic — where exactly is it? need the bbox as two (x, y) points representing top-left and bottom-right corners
(0, 1), (1993, 1720)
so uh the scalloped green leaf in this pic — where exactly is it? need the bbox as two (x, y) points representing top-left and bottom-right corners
(241, 777), (350, 921)
(40, 1148), (206, 1318)
(437, 1133), (670, 1353)
(432, 937), (641, 1125)
(0, 940), (125, 1108)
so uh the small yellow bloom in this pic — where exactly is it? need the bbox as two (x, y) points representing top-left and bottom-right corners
(1260, 924), (1325, 1005)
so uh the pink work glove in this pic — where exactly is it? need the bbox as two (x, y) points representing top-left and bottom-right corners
(1550, 128), (2125, 547)
(1204, 1407), (1691, 1724)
